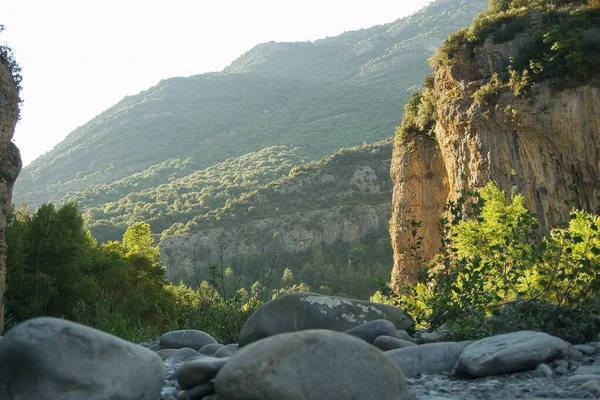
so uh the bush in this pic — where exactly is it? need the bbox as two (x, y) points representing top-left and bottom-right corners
(381, 183), (600, 342)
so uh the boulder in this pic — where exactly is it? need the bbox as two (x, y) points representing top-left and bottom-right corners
(454, 331), (570, 377)
(0, 317), (164, 400)
(175, 357), (229, 390)
(159, 329), (217, 350)
(164, 347), (201, 366)
(386, 341), (472, 377)
(238, 292), (412, 346)
(199, 343), (225, 355)
(214, 345), (237, 358)
(214, 330), (409, 400)
(374, 335), (417, 351)
(344, 319), (399, 344)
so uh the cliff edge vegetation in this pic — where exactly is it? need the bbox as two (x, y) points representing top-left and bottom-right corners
(390, 0), (600, 289)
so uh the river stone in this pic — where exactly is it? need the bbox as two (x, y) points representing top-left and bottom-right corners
(175, 357), (229, 390)
(385, 341), (472, 377)
(214, 345), (237, 358)
(160, 329), (217, 350)
(374, 335), (418, 351)
(344, 319), (399, 344)
(238, 291), (412, 346)
(199, 343), (225, 355)
(214, 329), (409, 399)
(0, 317), (164, 400)
(165, 347), (202, 365)
(454, 331), (570, 377)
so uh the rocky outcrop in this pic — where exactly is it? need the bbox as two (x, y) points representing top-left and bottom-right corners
(390, 24), (600, 289)
(0, 59), (22, 330)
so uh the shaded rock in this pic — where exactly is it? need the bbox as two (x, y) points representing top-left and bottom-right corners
(575, 344), (597, 356)
(0, 317), (164, 400)
(175, 357), (229, 390)
(160, 329), (217, 350)
(157, 348), (177, 361)
(214, 345), (237, 358)
(148, 342), (161, 351)
(165, 347), (201, 365)
(568, 374), (600, 385)
(577, 380), (600, 396)
(214, 329), (409, 399)
(574, 365), (600, 375)
(177, 382), (215, 400)
(344, 319), (399, 344)
(455, 331), (569, 377)
(386, 341), (472, 377)
(199, 343), (224, 356)
(531, 363), (554, 378)
(374, 335), (417, 351)
(420, 325), (451, 344)
(397, 330), (417, 343)
(238, 291), (412, 347)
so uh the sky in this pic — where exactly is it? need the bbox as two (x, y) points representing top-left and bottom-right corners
(3, 0), (432, 166)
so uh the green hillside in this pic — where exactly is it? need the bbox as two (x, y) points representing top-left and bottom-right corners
(14, 0), (487, 227)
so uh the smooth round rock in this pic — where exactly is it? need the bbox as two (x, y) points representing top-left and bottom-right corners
(344, 319), (399, 344)
(374, 335), (417, 351)
(176, 357), (229, 390)
(199, 343), (225, 355)
(386, 341), (472, 377)
(214, 345), (237, 358)
(238, 291), (412, 347)
(165, 347), (201, 365)
(0, 317), (164, 400)
(214, 329), (409, 400)
(455, 331), (570, 377)
(160, 329), (217, 350)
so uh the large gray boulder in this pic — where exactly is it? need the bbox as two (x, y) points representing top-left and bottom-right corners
(214, 329), (409, 400)
(238, 292), (412, 346)
(386, 341), (472, 377)
(0, 317), (164, 400)
(454, 331), (570, 377)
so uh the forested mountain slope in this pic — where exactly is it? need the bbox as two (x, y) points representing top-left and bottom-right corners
(160, 140), (396, 299)
(14, 0), (487, 221)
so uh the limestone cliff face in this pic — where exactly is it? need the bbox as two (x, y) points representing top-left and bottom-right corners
(390, 35), (600, 289)
(0, 61), (23, 327)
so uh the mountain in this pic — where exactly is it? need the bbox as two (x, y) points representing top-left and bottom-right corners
(160, 140), (396, 299)
(14, 0), (487, 237)
(390, 0), (600, 290)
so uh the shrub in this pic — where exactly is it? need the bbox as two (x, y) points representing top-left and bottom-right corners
(381, 182), (600, 342)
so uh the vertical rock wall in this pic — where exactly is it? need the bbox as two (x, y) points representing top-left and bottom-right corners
(390, 52), (600, 290)
(0, 61), (22, 330)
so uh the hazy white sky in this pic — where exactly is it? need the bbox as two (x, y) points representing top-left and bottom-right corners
(3, 0), (432, 166)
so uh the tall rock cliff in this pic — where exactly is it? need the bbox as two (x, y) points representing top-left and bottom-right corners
(0, 56), (23, 329)
(390, 1), (600, 290)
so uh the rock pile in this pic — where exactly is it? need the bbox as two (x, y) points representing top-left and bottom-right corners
(1, 292), (599, 400)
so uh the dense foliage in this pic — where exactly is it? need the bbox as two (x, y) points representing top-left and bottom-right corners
(435, 0), (600, 98)
(4, 203), (389, 342)
(380, 183), (600, 343)
(163, 140), (394, 239)
(5, 204), (176, 340)
(0, 25), (22, 105)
